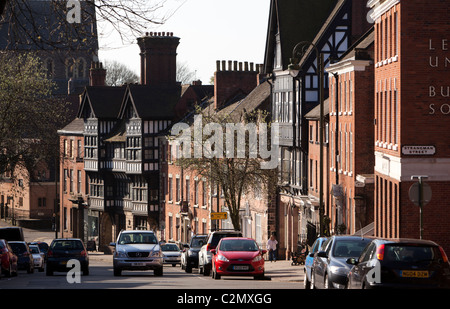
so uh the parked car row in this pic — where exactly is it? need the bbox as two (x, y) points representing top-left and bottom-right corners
(305, 235), (450, 289)
(181, 230), (267, 280)
(0, 239), (50, 278)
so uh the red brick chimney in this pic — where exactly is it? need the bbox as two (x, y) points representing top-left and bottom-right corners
(89, 61), (106, 86)
(214, 60), (260, 110)
(137, 32), (180, 87)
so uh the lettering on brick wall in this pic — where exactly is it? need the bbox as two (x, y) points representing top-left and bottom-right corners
(428, 39), (449, 115)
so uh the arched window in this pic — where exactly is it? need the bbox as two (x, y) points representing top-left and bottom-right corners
(45, 57), (54, 79)
(76, 57), (86, 78)
(66, 58), (75, 79)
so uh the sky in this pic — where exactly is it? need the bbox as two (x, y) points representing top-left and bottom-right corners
(97, 0), (271, 85)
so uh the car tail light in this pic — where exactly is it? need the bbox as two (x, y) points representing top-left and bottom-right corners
(206, 244), (211, 251)
(47, 250), (53, 257)
(439, 246), (449, 263)
(80, 250), (87, 257)
(376, 244), (385, 261)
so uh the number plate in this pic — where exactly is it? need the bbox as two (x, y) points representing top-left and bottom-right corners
(131, 262), (146, 267)
(401, 270), (429, 278)
(233, 265), (249, 271)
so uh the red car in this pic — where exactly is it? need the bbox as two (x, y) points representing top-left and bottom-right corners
(211, 237), (266, 280)
(0, 239), (18, 278)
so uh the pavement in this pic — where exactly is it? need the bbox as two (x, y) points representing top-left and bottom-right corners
(0, 218), (305, 283)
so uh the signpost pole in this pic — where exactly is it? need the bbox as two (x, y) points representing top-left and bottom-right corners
(411, 175), (429, 239)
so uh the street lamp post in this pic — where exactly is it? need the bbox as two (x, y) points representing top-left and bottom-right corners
(289, 41), (325, 236)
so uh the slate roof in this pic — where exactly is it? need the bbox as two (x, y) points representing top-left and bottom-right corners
(120, 84), (181, 120)
(263, 0), (337, 72)
(78, 86), (126, 119)
(304, 97), (330, 119)
(217, 81), (271, 123)
(57, 117), (84, 135)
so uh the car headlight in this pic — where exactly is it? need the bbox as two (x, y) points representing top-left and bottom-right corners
(329, 265), (348, 276)
(150, 250), (161, 257)
(217, 255), (229, 262)
(115, 250), (128, 258)
(253, 255), (263, 262)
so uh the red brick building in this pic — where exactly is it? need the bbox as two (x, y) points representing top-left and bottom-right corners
(369, 0), (450, 253)
(160, 60), (272, 247)
(325, 28), (375, 235)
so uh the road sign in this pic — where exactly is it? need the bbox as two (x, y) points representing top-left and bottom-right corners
(409, 182), (432, 207)
(210, 212), (228, 220)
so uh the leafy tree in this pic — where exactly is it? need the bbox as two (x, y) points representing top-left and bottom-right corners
(172, 107), (278, 231)
(0, 53), (69, 178)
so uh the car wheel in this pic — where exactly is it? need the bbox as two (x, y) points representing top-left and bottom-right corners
(27, 264), (34, 274)
(310, 271), (315, 289)
(6, 262), (12, 277)
(154, 266), (163, 276)
(185, 265), (192, 273)
(46, 267), (53, 276)
(213, 266), (221, 280)
(304, 271), (311, 289)
(83, 268), (89, 276)
(324, 273), (331, 289)
(254, 271), (265, 280)
(113, 267), (122, 276)
(203, 265), (211, 276)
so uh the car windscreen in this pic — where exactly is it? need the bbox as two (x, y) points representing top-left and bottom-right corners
(51, 240), (84, 250)
(333, 239), (372, 258)
(219, 239), (259, 252)
(211, 233), (242, 247)
(30, 246), (40, 254)
(161, 244), (179, 251)
(37, 243), (49, 252)
(118, 233), (158, 245)
(384, 244), (437, 264)
(9, 243), (27, 253)
(191, 237), (206, 248)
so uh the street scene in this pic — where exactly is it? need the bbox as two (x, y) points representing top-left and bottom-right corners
(1, 0), (450, 303)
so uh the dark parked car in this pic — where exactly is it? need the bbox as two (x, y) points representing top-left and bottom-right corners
(304, 237), (327, 289)
(9, 241), (34, 273)
(181, 234), (207, 273)
(347, 238), (450, 289)
(0, 239), (18, 277)
(0, 227), (24, 241)
(310, 235), (372, 289)
(29, 241), (49, 257)
(46, 238), (89, 276)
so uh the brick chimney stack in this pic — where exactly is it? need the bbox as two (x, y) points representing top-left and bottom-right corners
(137, 32), (180, 87)
(89, 61), (106, 86)
(214, 60), (261, 110)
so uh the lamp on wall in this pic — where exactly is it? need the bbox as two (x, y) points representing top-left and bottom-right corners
(288, 41), (325, 237)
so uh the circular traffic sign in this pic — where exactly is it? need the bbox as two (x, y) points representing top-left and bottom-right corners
(408, 182), (432, 207)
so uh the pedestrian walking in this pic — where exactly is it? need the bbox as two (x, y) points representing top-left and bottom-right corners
(267, 234), (278, 262)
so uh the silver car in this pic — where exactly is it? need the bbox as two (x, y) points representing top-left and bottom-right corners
(29, 244), (45, 272)
(110, 230), (163, 276)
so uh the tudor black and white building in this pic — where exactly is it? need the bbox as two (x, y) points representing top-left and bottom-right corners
(263, 0), (371, 258)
